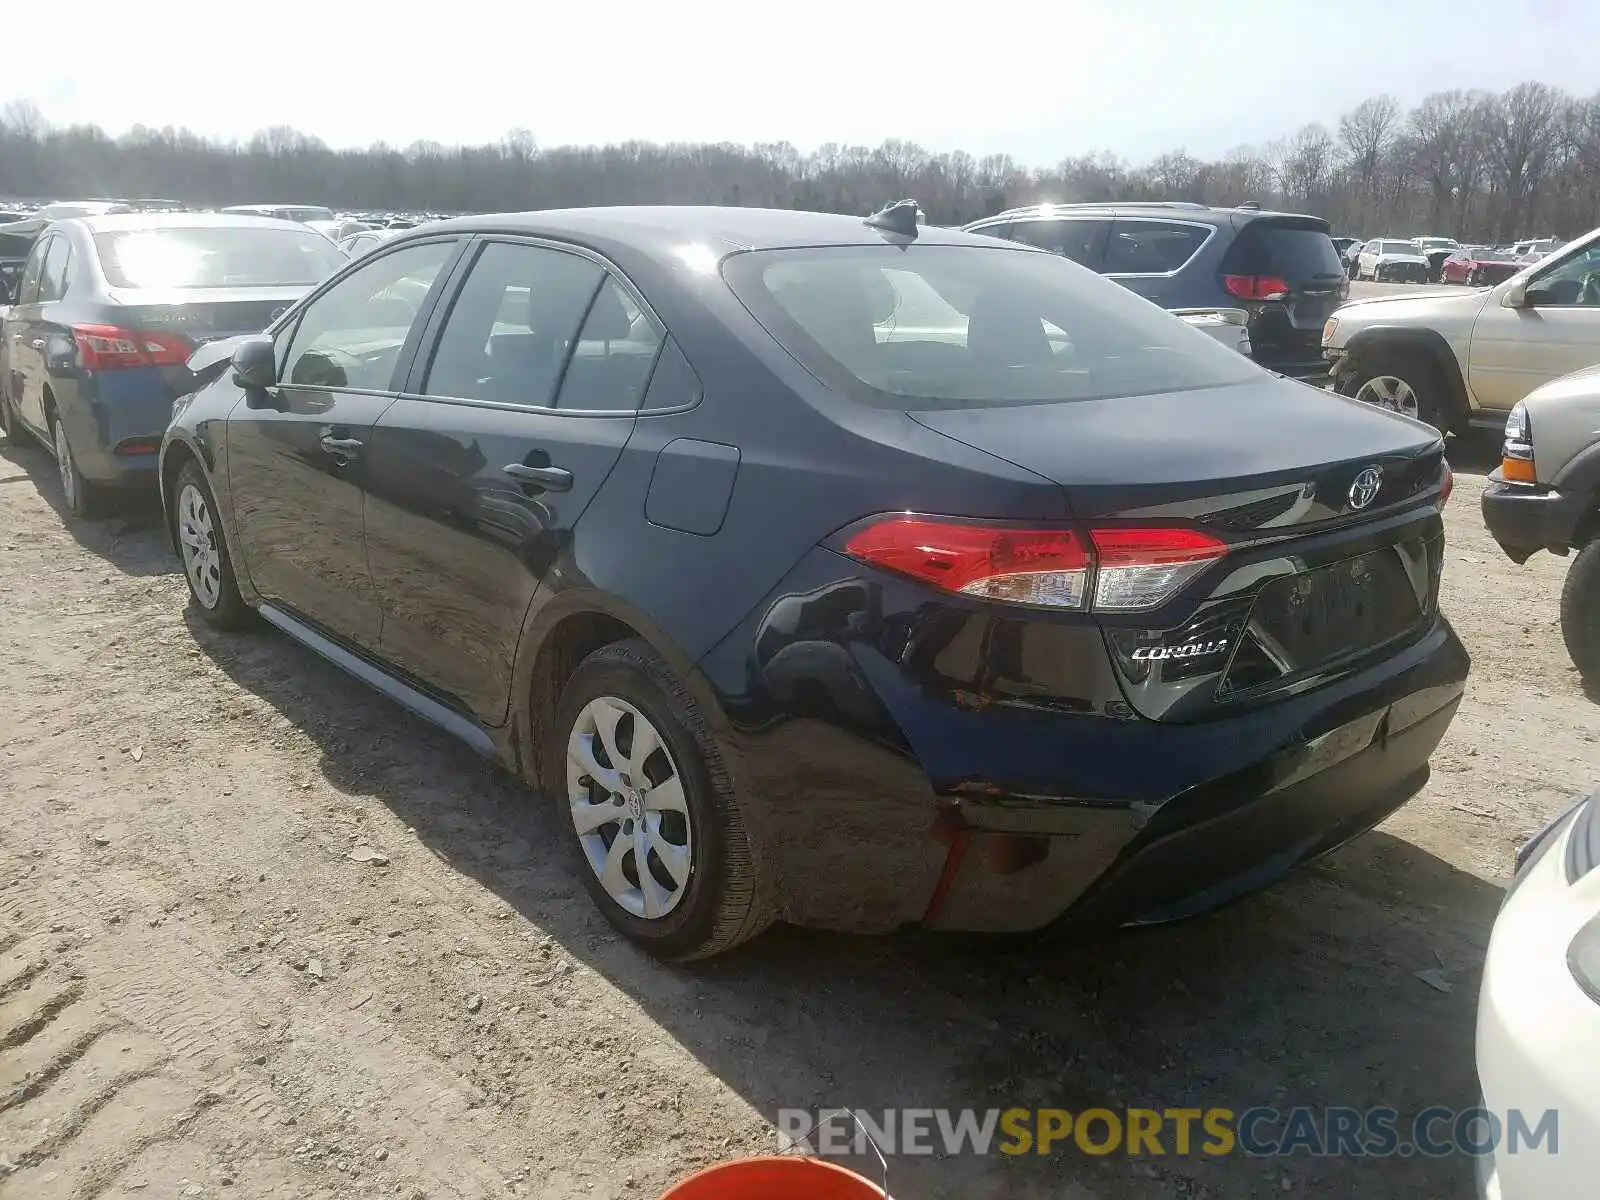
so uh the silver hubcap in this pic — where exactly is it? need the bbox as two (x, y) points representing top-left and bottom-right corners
(177, 483), (223, 609)
(54, 421), (76, 509)
(1354, 375), (1420, 421)
(566, 696), (693, 920)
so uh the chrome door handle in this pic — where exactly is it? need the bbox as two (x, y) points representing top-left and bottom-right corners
(319, 435), (363, 459)
(503, 463), (572, 492)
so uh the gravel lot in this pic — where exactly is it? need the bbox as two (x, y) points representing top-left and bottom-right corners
(1, 416), (1596, 1199)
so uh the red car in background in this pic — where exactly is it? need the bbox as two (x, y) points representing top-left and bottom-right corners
(1442, 246), (1522, 287)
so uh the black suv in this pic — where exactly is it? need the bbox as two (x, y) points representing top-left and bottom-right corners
(964, 202), (1349, 380)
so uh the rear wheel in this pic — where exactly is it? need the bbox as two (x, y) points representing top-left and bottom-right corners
(52, 414), (101, 518)
(1561, 540), (1600, 679)
(1341, 351), (1447, 434)
(550, 638), (772, 960)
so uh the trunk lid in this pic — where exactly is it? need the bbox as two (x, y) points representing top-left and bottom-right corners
(910, 377), (1449, 722)
(105, 285), (308, 343)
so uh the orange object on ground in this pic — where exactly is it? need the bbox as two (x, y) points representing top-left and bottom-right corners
(659, 1155), (887, 1199)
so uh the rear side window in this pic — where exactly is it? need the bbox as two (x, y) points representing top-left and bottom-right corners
(1221, 220), (1345, 282)
(423, 241), (605, 407)
(1104, 220), (1209, 274)
(722, 243), (1260, 411)
(553, 277), (665, 411)
(1006, 219), (1110, 269)
(37, 236), (71, 301)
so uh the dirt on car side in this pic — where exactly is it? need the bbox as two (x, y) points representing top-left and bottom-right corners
(0, 436), (1596, 1200)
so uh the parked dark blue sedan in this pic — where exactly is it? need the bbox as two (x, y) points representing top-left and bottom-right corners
(0, 213), (344, 515)
(158, 203), (1468, 959)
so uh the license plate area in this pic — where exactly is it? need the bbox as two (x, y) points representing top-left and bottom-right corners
(1220, 544), (1430, 697)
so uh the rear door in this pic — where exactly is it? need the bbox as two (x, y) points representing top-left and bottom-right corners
(225, 237), (461, 651)
(364, 238), (659, 724)
(1102, 217), (1213, 307)
(1219, 217), (1347, 371)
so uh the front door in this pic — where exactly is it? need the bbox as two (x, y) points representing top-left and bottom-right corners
(1468, 239), (1600, 414)
(364, 239), (663, 724)
(225, 237), (461, 651)
(5, 235), (51, 437)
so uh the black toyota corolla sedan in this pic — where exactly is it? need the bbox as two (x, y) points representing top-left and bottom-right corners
(159, 202), (1469, 960)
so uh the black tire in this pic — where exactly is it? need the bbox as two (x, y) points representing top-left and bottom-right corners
(51, 414), (102, 518)
(549, 638), (773, 960)
(171, 461), (253, 630)
(0, 393), (19, 445)
(1561, 540), (1600, 679)
(1468, 268), (1479, 287)
(1339, 350), (1448, 434)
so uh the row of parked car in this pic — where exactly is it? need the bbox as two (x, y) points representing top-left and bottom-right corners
(1334, 233), (1565, 285)
(0, 197), (1592, 1198)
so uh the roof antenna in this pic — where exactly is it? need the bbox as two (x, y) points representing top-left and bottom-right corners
(865, 198), (922, 237)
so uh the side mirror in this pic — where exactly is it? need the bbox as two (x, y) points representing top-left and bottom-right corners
(1503, 281), (1530, 309)
(230, 335), (277, 390)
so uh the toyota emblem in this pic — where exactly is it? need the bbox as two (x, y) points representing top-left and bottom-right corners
(1348, 466), (1383, 510)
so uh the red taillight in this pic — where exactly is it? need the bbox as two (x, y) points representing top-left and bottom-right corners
(841, 517), (1227, 612)
(1439, 461), (1455, 507)
(1222, 274), (1291, 301)
(71, 324), (192, 370)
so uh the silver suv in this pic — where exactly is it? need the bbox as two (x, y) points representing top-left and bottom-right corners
(1323, 225), (1600, 434)
(1481, 365), (1600, 675)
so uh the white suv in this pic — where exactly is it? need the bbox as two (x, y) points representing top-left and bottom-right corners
(1323, 225), (1600, 433)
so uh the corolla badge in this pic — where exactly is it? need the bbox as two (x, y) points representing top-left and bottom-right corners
(1347, 466), (1383, 510)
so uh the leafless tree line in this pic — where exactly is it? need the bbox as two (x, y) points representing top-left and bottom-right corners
(2, 81), (1596, 239)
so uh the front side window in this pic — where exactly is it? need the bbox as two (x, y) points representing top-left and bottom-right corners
(16, 238), (46, 304)
(1104, 220), (1209, 274)
(279, 239), (456, 390)
(1006, 219), (1110, 270)
(424, 241), (608, 408)
(723, 243), (1260, 411)
(1529, 241), (1600, 307)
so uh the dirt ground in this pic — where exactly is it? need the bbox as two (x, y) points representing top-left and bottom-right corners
(1, 430), (1596, 1200)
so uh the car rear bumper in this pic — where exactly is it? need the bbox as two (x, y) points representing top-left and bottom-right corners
(62, 368), (174, 486)
(1480, 473), (1587, 562)
(701, 548), (1470, 936)
(1375, 261), (1430, 282)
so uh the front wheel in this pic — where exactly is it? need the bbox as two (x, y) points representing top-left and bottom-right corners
(550, 638), (773, 960)
(172, 462), (253, 629)
(1561, 540), (1600, 679)
(1340, 353), (1447, 434)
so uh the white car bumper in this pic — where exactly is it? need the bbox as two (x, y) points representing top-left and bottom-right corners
(1476, 795), (1600, 1198)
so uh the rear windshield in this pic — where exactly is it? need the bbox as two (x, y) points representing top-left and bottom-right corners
(93, 226), (345, 289)
(721, 244), (1260, 411)
(1475, 249), (1513, 262)
(1221, 221), (1344, 280)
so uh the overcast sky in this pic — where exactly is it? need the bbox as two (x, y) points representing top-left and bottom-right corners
(9, 0), (1595, 165)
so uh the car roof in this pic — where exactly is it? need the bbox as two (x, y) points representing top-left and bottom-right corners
(423, 205), (994, 256)
(69, 212), (326, 233)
